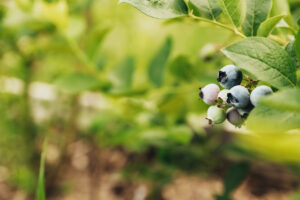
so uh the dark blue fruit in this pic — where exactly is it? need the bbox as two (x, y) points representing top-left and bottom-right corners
(227, 85), (250, 108)
(217, 65), (242, 89)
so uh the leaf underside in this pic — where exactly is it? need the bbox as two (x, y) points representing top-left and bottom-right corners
(246, 104), (300, 133)
(261, 88), (300, 113)
(257, 14), (285, 37)
(119, 0), (188, 19)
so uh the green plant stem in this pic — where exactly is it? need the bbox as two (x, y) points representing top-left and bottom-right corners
(189, 14), (246, 38)
(269, 35), (288, 45)
(189, 14), (290, 45)
(62, 33), (108, 82)
(63, 34), (97, 74)
(36, 137), (48, 200)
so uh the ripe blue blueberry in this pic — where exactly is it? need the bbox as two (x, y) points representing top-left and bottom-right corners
(237, 103), (254, 118)
(250, 85), (273, 106)
(226, 108), (244, 127)
(217, 65), (242, 89)
(227, 85), (250, 108)
(199, 84), (220, 105)
(217, 89), (229, 102)
(207, 105), (226, 124)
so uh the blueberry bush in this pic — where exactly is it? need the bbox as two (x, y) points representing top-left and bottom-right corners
(120, 0), (299, 129)
(119, 0), (300, 154)
(119, 0), (300, 198)
(0, 0), (300, 200)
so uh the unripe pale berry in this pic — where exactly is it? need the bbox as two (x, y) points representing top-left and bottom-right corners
(217, 89), (229, 102)
(217, 65), (242, 89)
(199, 84), (220, 105)
(207, 105), (226, 124)
(226, 107), (244, 127)
(227, 85), (250, 108)
(250, 85), (273, 106)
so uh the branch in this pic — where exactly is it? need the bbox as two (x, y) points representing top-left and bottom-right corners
(188, 14), (246, 39)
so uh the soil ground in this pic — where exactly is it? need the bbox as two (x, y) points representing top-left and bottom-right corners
(0, 142), (298, 200)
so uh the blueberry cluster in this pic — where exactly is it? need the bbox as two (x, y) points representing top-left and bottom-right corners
(199, 65), (273, 127)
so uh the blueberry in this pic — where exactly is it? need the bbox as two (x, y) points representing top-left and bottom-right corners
(227, 85), (250, 108)
(250, 85), (273, 106)
(199, 84), (220, 105)
(226, 108), (244, 127)
(217, 65), (242, 89)
(207, 105), (226, 124)
(237, 103), (254, 118)
(217, 89), (229, 102)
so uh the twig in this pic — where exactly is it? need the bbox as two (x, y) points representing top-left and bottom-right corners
(188, 14), (246, 38)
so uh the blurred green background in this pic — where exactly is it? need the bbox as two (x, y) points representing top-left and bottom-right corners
(0, 0), (300, 200)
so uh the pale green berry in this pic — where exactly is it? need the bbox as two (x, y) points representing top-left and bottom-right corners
(207, 105), (226, 124)
(217, 89), (229, 102)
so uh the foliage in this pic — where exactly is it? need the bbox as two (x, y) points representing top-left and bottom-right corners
(119, 0), (300, 198)
(119, 0), (188, 19)
(120, 0), (300, 137)
(0, 0), (300, 199)
(148, 37), (173, 87)
(223, 37), (297, 89)
(216, 162), (250, 200)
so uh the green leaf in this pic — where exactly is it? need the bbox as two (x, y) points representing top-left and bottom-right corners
(86, 26), (111, 60)
(119, 0), (188, 19)
(189, 0), (222, 19)
(148, 37), (173, 87)
(274, 26), (296, 35)
(260, 88), (300, 113)
(246, 104), (300, 133)
(96, 54), (107, 71)
(257, 14), (286, 37)
(216, 0), (244, 27)
(169, 55), (195, 82)
(167, 126), (192, 145)
(222, 37), (297, 89)
(237, 133), (300, 163)
(285, 41), (298, 69)
(223, 163), (250, 195)
(54, 73), (100, 94)
(242, 0), (272, 36)
(269, 0), (293, 26)
(63, 16), (86, 39)
(111, 56), (135, 92)
(295, 30), (300, 62)
(36, 139), (47, 200)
